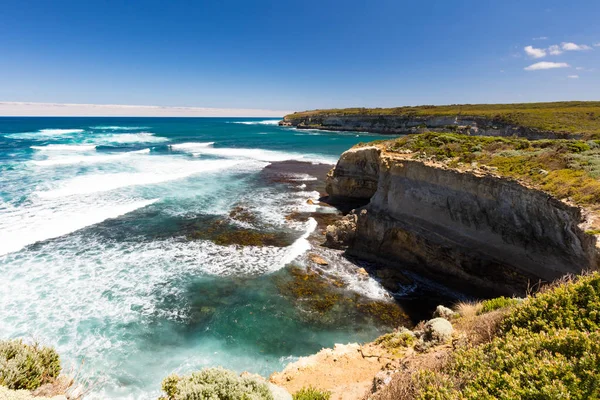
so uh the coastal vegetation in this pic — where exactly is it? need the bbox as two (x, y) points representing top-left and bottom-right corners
(0, 340), (60, 391)
(372, 272), (600, 399)
(285, 101), (600, 136)
(292, 386), (332, 400)
(373, 132), (600, 207)
(159, 368), (273, 400)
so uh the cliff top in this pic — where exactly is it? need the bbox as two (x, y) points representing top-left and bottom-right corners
(360, 132), (600, 220)
(284, 101), (600, 135)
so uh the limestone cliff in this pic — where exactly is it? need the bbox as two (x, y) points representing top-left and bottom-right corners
(280, 102), (600, 139)
(281, 114), (571, 139)
(325, 145), (599, 296)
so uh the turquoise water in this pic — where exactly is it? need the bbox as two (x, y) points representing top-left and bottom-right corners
(0, 117), (399, 399)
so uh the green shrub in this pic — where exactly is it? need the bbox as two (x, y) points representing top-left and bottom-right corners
(446, 329), (600, 399)
(477, 296), (520, 315)
(501, 273), (600, 334)
(292, 386), (331, 400)
(374, 329), (416, 349)
(0, 339), (61, 391)
(160, 367), (273, 400)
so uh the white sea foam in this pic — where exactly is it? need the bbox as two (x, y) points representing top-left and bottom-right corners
(31, 148), (150, 166)
(39, 128), (85, 134)
(231, 120), (280, 125)
(35, 159), (243, 198)
(91, 126), (150, 130)
(280, 218), (317, 267)
(5, 128), (85, 140)
(172, 141), (333, 163)
(31, 144), (97, 152)
(89, 132), (169, 144)
(169, 142), (215, 150)
(0, 198), (158, 256)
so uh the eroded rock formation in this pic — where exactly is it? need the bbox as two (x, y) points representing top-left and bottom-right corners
(325, 146), (599, 295)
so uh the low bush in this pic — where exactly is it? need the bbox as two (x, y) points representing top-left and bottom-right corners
(429, 329), (600, 399)
(374, 329), (416, 350)
(293, 386), (331, 400)
(0, 339), (61, 391)
(160, 367), (273, 400)
(501, 273), (600, 334)
(477, 296), (520, 314)
(374, 272), (600, 399)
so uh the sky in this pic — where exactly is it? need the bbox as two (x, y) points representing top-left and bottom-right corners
(1, 0), (599, 116)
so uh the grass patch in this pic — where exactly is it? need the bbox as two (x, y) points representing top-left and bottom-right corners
(0, 340), (61, 391)
(285, 101), (600, 136)
(293, 386), (332, 400)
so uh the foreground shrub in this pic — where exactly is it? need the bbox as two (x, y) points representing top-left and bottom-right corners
(501, 273), (600, 333)
(160, 367), (273, 400)
(293, 386), (331, 400)
(374, 329), (416, 350)
(0, 339), (61, 391)
(446, 329), (600, 399)
(477, 296), (520, 315)
(374, 272), (600, 399)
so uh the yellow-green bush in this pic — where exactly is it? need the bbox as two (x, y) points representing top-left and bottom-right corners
(407, 273), (600, 399)
(159, 367), (273, 400)
(501, 273), (600, 334)
(0, 340), (61, 391)
(477, 296), (520, 315)
(292, 386), (331, 400)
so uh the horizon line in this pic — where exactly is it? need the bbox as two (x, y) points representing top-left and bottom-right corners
(0, 101), (292, 117)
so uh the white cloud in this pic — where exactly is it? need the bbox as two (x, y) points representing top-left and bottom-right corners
(0, 102), (291, 117)
(576, 67), (584, 70)
(524, 61), (570, 71)
(561, 42), (592, 51)
(532, 36), (548, 41)
(567, 75), (580, 79)
(548, 45), (563, 55)
(595, 43), (600, 47)
(524, 45), (547, 58)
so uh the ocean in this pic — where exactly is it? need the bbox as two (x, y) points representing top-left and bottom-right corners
(0, 117), (417, 399)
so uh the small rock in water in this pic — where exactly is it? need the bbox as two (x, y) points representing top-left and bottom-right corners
(307, 199), (315, 205)
(357, 267), (369, 277)
(309, 253), (328, 265)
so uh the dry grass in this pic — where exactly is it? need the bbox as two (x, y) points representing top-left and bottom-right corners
(452, 301), (481, 319)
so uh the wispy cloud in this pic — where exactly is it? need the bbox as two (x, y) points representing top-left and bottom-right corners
(0, 102), (291, 117)
(548, 45), (563, 55)
(524, 62), (570, 71)
(567, 75), (580, 79)
(594, 43), (600, 47)
(524, 45), (547, 58)
(532, 36), (548, 41)
(561, 42), (592, 51)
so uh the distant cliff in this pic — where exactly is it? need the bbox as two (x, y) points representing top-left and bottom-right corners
(324, 133), (600, 296)
(280, 101), (600, 139)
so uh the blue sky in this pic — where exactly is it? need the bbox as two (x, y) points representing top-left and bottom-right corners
(1, 0), (599, 113)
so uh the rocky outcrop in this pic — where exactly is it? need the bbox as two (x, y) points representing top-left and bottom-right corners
(325, 146), (599, 296)
(281, 114), (580, 140)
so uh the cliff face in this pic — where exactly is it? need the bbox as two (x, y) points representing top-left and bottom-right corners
(326, 146), (599, 296)
(281, 114), (580, 140)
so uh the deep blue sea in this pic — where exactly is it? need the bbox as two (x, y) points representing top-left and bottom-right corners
(0, 117), (401, 399)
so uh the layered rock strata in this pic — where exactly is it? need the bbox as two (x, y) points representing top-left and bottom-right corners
(325, 146), (598, 295)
